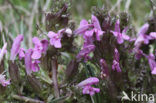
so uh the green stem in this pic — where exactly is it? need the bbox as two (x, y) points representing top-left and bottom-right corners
(91, 96), (95, 103)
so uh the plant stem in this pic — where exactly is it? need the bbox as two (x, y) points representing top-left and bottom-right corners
(51, 57), (60, 98)
(91, 96), (95, 103)
(12, 95), (44, 103)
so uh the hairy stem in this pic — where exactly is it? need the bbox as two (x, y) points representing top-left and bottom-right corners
(51, 57), (60, 98)
(91, 96), (95, 103)
(12, 95), (44, 103)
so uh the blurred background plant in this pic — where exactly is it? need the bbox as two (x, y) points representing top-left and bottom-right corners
(0, 0), (155, 103)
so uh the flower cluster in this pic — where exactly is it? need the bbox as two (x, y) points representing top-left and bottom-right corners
(10, 28), (72, 75)
(75, 15), (156, 96)
(75, 15), (104, 61)
(111, 19), (130, 44)
(10, 35), (49, 75)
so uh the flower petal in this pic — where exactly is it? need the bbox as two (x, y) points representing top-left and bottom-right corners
(122, 34), (130, 40)
(47, 31), (57, 38)
(80, 19), (89, 26)
(0, 43), (7, 63)
(91, 15), (101, 30)
(31, 49), (42, 59)
(150, 32), (156, 39)
(54, 39), (62, 48)
(110, 31), (118, 37)
(137, 23), (149, 36)
(10, 35), (24, 61)
(115, 19), (120, 33)
(151, 67), (156, 75)
(32, 37), (41, 46)
(95, 29), (104, 41)
(19, 48), (25, 60)
(117, 33), (124, 44)
(84, 30), (94, 37)
(74, 24), (93, 35)
(25, 49), (33, 75)
(77, 77), (99, 87)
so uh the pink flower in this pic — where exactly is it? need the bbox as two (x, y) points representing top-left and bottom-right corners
(111, 19), (130, 44)
(0, 74), (10, 87)
(24, 49), (41, 75)
(112, 48), (121, 72)
(91, 15), (104, 41)
(0, 43), (7, 63)
(134, 23), (151, 46)
(74, 19), (93, 35)
(77, 77), (100, 96)
(47, 30), (63, 48)
(75, 15), (104, 41)
(10, 35), (24, 61)
(151, 67), (156, 75)
(76, 45), (95, 61)
(31, 37), (49, 59)
(77, 77), (99, 87)
(149, 32), (156, 39)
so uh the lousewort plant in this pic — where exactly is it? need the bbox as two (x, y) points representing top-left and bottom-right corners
(0, 1), (156, 103)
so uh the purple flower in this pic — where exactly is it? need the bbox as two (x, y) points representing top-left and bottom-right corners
(31, 37), (49, 59)
(31, 60), (40, 72)
(77, 77), (99, 87)
(151, 67), (156, 75)
(100, 59), (109, 78)
(10, 35), (24, 61)
(47, 31), (62, 48)
(76, 45), (95, 61)
(25, 48), (41, 75)
(134, 23), (151, 46)
(149, 32), (156, 39)
(0, 43), (7, 63)
(112, 48), (121, 72)
(25, 49), (33, 75)
(91, 15), (101, 30)
(74, 19), (93, 35)
(91, 15), (104, 41)
(75, 15), (104, 41)
(77, 77), (100, 96)
(111, 19), (130, 44)
(0, 74), (10, 87)
(83, 30), (94, 46)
